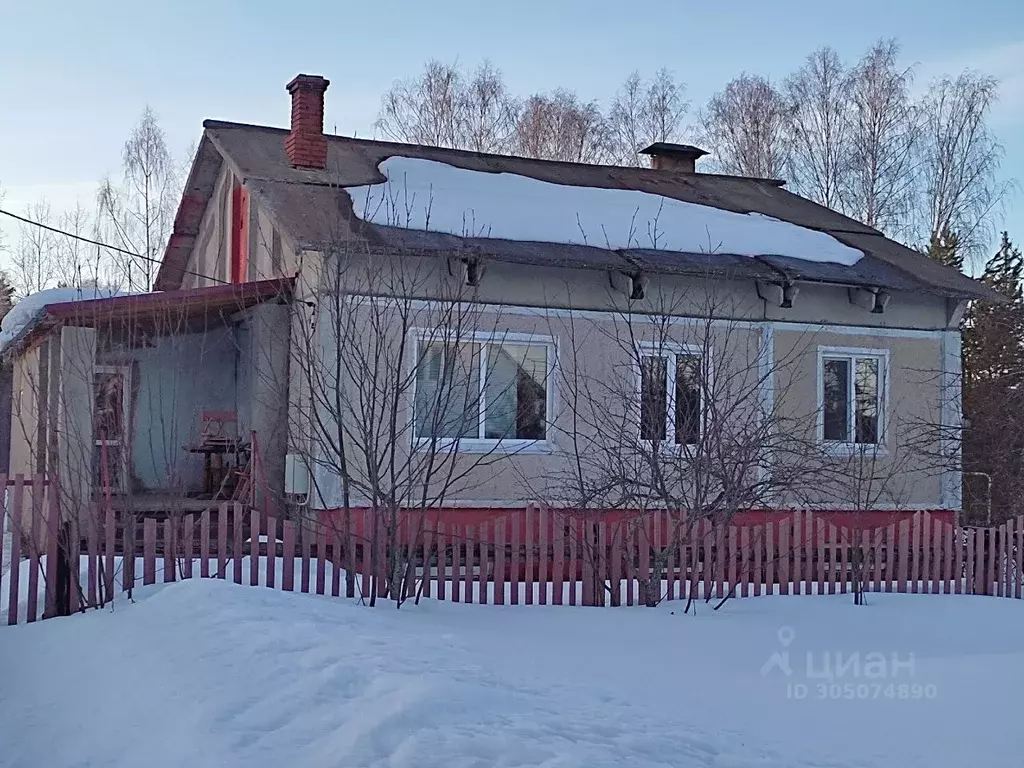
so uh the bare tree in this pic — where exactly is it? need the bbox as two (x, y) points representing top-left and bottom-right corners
(846, 39), (919, 237)
(534, 285), (828, 609)
(376, 60), (467, 149)
(96, 107), (179, 292)
(784, 47), (851, 210)
(460, 61), (520, 154)
(918, 71), (1006, 262)
(700, 74), (791, 179)
(608, 69), (689, 166)
(514, 89), (609, 163)
(12, 199), (56, 297)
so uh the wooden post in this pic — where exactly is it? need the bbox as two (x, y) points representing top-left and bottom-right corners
(816, 517), (826, 596)
(250, 510), (260, 587)
(567, 516), (578, 606)
(897, 519), (909, 593)
(728, 526), (738, 599)
(910, 512), (921, 594)
(436, 520), (447, 601)
(778, 518), (790, 595)
(282, 520), (296, 591)
(524, 506), (535, 606)
(1015, 516), (1024, 600)
(143, 518), (156, 586)
(266, 517), (277, 589)
(763, 521), (774, 597)
(331, 523), (342, 598)
(463, 523), (475, 604)
(451, 521), (462, 604)
(493, 520), (505, 605)
(300, 519), (311, 595)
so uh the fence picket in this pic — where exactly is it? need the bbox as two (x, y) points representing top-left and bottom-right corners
(282, 521), (295, 592)
(975, 525), (986, 595)
(639, 518), (652, 606)
(299, 520), (311, 594)
(250, 511), (260, 587)
(331, 524), (342, 598)
(200, 509), (211, 578)
(43, 486), (59, 618)
(464, 523), (475, 604)
(524, 506), (535, 606)
(509, 516), (519, 605)
(217, 503), (228, 579)
(595, 520), (608, 608)
(493, 521), (505, 605)
(480, 522), (491, 605)
(999, 522), (1009, 598)
(87, 503), (98, 608)
(941, 521), (951, 594)
(727, 526), (738, 599)
(568, 517), (579, 606)
(143, 518), (156, 586)
(7, 477), (23, 625)
(753, 524), (763, 598)
(104, 492), (114, 598)
(815, 517), (825, 596)
(763, 521), (774, 597)
(0, 476), (5, 597)
(266, 517), (277, 590)
(1011, 518), (1019, 602)
(316, 521), (327, 596)
(778, 519), (790, 595)
(838, 525), (848, 594)
(538, 507), (549, 606)
(922, 513), (932, 594)
(740, 526), (750, 599)
(436, 521), (447, 601)
(897, 520), (909, 593)
(713, 522), (725, 599)
(552, 514), (564, 606)
(872, 528), (883, 593)
(163, 518), (175, 583)
(451, 522), (462, 604)
(183, 514), (195, 581)
(965, 528), (975, 595)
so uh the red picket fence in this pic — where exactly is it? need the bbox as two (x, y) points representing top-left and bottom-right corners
(2, 475), (1024, 625)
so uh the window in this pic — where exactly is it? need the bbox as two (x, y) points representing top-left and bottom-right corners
(820, 350), (885, 446)
(639, 350), (703, 445)
(414, 337), (550, 447)
(93, 366), (131, 491)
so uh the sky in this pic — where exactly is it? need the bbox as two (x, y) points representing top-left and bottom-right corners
(0, 0), (1022, 272)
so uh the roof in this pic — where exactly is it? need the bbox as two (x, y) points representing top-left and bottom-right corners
(3, 278), (292, 358)
(156, 120), (998, 302)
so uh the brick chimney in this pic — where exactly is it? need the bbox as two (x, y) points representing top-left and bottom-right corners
(639, 142), (708, 173)
(285, 74), (330, 170)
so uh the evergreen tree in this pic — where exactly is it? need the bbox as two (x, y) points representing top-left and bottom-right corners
(961, 232), (1024, 523)
(926, 226), (963, 271)
(0, 270), (14, 321)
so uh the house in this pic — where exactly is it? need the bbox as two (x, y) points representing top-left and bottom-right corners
(4, 73), (998, 549)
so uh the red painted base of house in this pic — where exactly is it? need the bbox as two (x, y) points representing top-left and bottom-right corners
(317, 507), (958, 541)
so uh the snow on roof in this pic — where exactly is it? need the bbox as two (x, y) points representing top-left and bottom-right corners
(0, 287), (133, 354)
(347, 157), (863, 266)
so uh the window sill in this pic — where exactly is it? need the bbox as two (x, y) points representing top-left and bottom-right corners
(821, 442), (888, 458)
(413, 438), (556, 455)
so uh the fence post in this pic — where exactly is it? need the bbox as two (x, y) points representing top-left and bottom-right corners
(7, 476), (24, 625)
(282, 520), (296, 591)
(163, 518), (175, 583)
(1015, 517), (1023, 600)
(266, 516), (277, 590)
(183, 514), (195, 580)
(250, 510), (260, 587)
(143, 518), (156, 586)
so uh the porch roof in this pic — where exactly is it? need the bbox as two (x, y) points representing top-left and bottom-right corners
(3, 278), (293, 358)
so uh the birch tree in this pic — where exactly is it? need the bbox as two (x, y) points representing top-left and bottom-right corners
(608, 69), (689, 166)
(700, 74), (791, 178)
(918, 71), (1006, 262)
(96, 107), (179, 292)
(784, 47), (851, 211)
(846, 39), (918, 237)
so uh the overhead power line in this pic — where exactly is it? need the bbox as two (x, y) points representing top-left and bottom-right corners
(0, 207), (228, 286)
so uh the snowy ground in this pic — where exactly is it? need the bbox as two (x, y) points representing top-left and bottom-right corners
(0, 579), (1021, 768)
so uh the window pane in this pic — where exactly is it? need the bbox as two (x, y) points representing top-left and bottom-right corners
(640, 356), (668, 441)
(484, 344), (547, 440)
(823, 358), (850, 442)
(414, 342), (480, 439)
(675, 355), (701, 445)
(855, 358), (879, 444)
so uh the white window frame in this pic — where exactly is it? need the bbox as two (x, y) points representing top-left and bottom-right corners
(410, 330), (556, 454)
(816, 346), (889, 454)
(636, 342), (708, 447)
